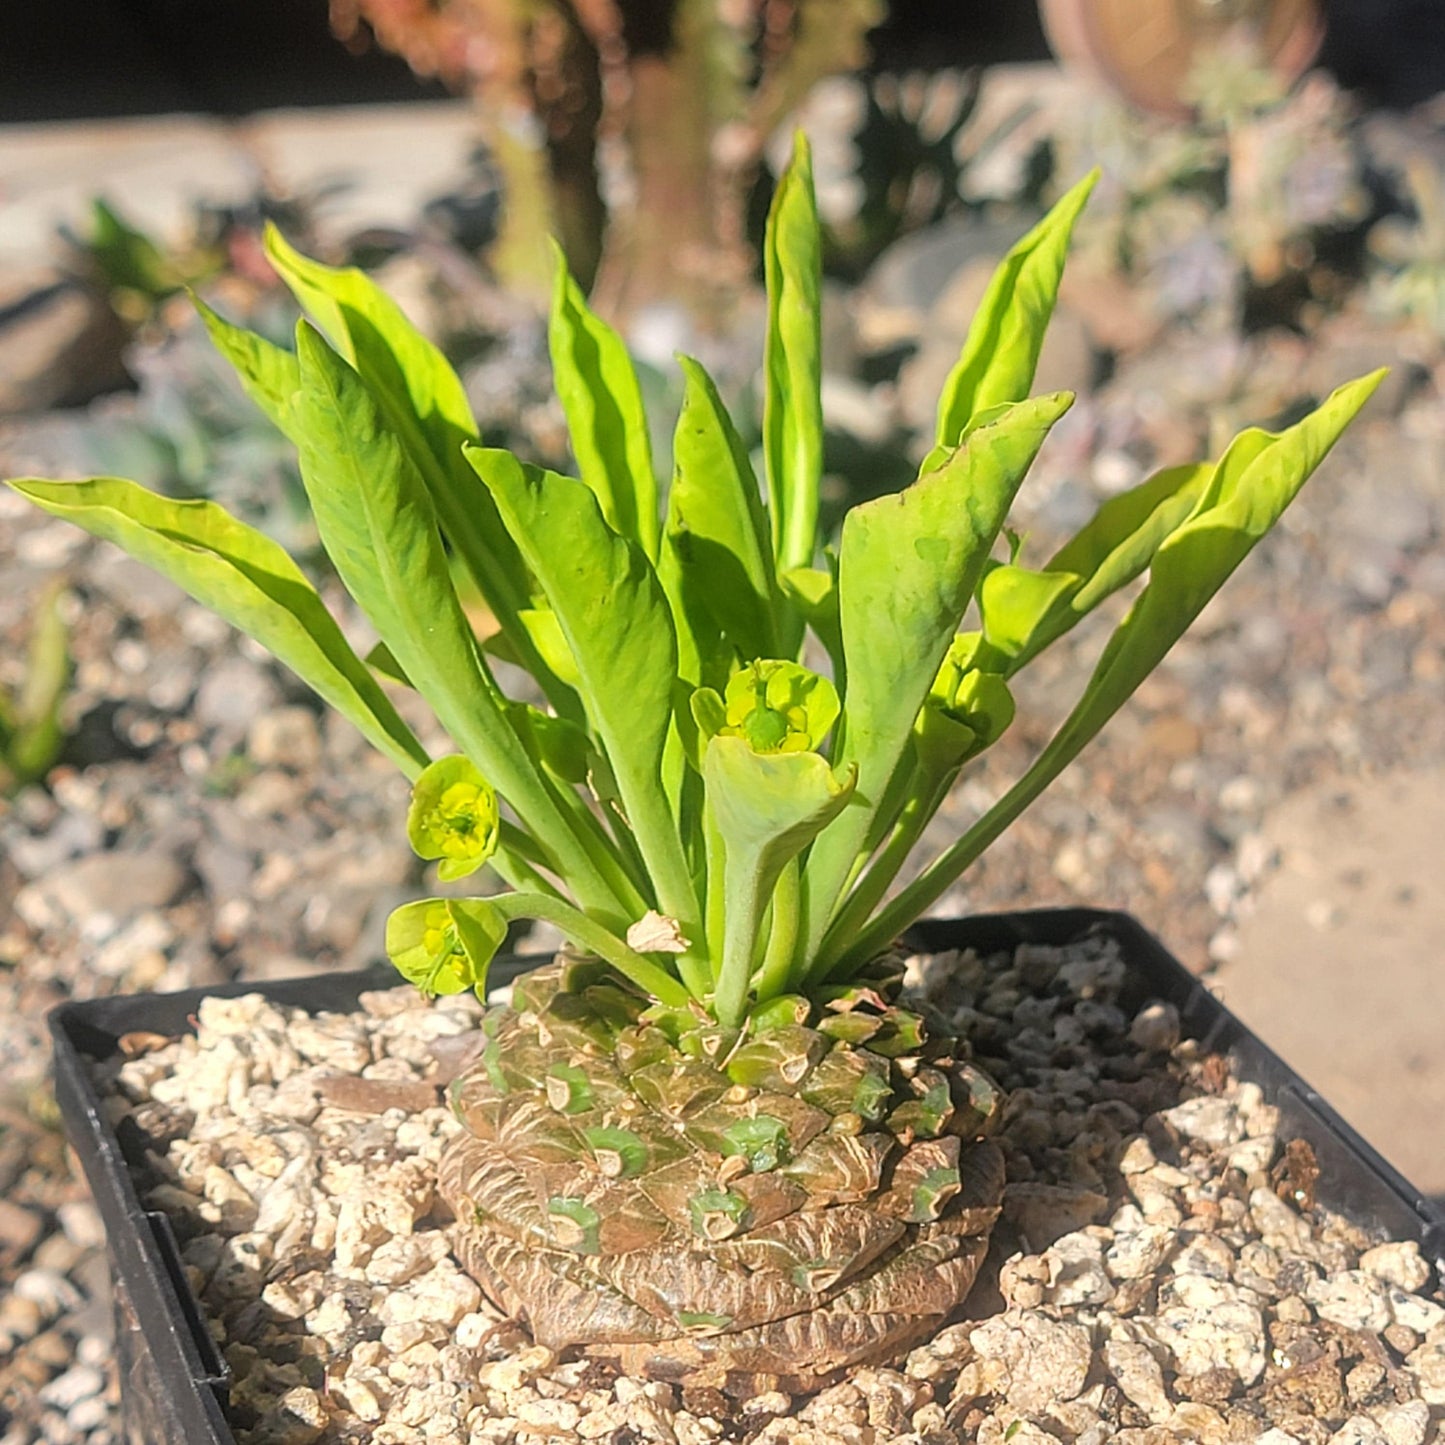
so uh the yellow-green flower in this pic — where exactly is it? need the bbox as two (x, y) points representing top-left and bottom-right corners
(385, 896), (506, 998)
(718, 660), (839, 756)
(385, 899), (469, 995)
(915, 634), (1015, 775)
(406, 756), (500, 881)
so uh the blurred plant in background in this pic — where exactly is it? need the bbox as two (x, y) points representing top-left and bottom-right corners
(1368, 155), (1445, 341)
(0, 582), (72, 799)
(50, 198), (330, 557)
(789, 68), (1011, 279)
(64, 317), (321, 559)
(69, 196), (310, 331)
(325, 0), (882, 323)
(76, 200), (225, 327)
(1053, 42), (1368, 329)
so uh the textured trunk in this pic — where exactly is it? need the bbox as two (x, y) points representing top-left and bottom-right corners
(437, 958), (1006, 1395)
(589, 4), (739, 329)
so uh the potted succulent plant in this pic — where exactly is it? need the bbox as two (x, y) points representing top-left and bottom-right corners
(12, 139), (1394, 1421)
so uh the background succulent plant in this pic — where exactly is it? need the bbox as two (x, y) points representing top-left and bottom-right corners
(0, 581), (72, 798)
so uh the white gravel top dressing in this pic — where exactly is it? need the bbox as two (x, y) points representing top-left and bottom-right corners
(95, 934), (1444, 1445)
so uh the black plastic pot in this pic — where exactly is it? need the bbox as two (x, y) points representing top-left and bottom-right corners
(52, 908), (1445, 1445)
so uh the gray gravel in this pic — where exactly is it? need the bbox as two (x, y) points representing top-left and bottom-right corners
(87, 935), (1445, 1444)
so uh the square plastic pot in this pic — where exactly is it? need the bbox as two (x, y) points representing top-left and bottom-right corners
(50, 908), (1445, 1445)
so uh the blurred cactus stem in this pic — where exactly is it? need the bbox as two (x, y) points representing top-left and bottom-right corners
(327, 0), (881, 325)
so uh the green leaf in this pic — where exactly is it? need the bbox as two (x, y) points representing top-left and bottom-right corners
(838, 371), (1385, 973)
(661, 355), (779, 683)
(7, 476), (428, 778)
(548, 243), (659, 559)
(975, 565), (1080, 666)
(385, 897), (506, 997)
(265, 226), (478, 477)
(290, 325), (621, 918)
(466, 446), (698, 939)
(799, 392), (1073, 963)
(779, 563), (843, 681)
(975, 459), (1219, 670)
(262, 227), (568, 717)
(406, 755), (500, 882)
(508, 704), (591, 786)
(763, 132), (824, 577)
(928, 170), (1097, 466)
(193, 297), (303, 443)
(514, 608), (581, 691)
(283, 239), (473, 459)
(705, 735), (856, 1026)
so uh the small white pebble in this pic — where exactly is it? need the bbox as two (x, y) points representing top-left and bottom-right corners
(1307, 1271), (1393, 1333)
(1128, 1001), (1180, 1052)
(516, 1397), (582, 1433)
(39, 1364), (105, 1409)
(1360, 1241), (1432, 1293)
(66, 1395), (112, 1433)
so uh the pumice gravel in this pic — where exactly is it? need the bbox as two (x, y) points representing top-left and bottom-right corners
(96, 933), (1444, 1445)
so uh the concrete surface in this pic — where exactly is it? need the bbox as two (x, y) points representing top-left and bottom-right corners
(1217, 766), (1445, 1199)
(0, 103), (481, 272)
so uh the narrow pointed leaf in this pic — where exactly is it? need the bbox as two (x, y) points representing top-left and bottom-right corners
(978, 444), (1275, 672)
(706, 735), (856, 1026)
(264, 226), (478, 475)
(928, 171), (1097, 467)
(262, 227), (568, 715)
(976, 461), (1207, 669)
(193, 297), (302, 442)
(800, 392), (1073, 958)
(549, 245), (659, 559)
(763, 132), (823, 576)
(264, 230), (490, 493)
(661, 355), (779, 683)
(465, 446), (697, 936)
(839, 371), (1384, 972)
(8, 476), (428, 777)
(290, 325), (619, 915)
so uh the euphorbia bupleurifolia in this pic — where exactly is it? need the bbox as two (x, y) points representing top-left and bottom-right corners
(8, 137), (1381, 1388)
